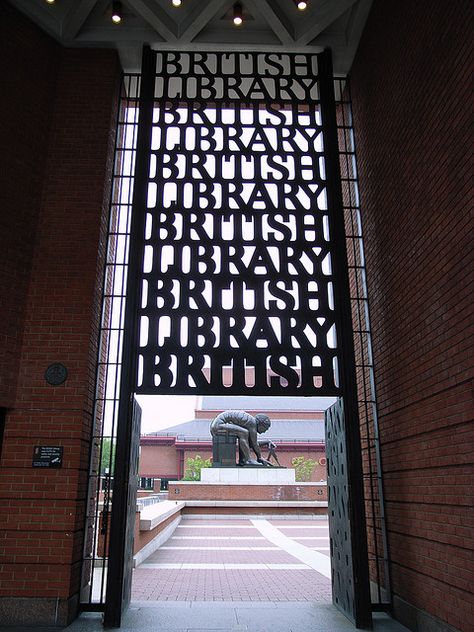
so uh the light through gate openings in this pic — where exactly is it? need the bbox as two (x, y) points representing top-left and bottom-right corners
(137, 100), (338, 395)
(133, 53), (341, 395)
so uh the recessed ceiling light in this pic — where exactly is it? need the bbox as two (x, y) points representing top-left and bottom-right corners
(111, 1), (123, 24)
(233, 3), (243, 26)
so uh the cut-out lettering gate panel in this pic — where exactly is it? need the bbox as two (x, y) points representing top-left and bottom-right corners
(137, 53), (340, 395)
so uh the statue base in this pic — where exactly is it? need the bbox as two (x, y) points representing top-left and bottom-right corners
(201, 467), (296, 484)
(211, 434), (237, 467)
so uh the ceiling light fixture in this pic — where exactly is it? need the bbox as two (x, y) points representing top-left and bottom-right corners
(172, 0), (182, 6)
(111, 1), (123, 24)
(233, 2), (243, 26)
(45, 0), (56, 4)
(296, 0), (308, 10)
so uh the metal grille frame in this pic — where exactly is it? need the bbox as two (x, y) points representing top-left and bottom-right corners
(335, 78), (391, 607)
(80, 74), (141, 608)
(80, 52), (389, 619)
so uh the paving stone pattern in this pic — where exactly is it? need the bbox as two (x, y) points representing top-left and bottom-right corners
(0, 519), (411, 631)
(132, 518), (332, 602)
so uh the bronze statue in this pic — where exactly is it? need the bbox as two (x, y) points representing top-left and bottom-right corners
(210, 410), (272, 466)
(258, 439), (282, 466)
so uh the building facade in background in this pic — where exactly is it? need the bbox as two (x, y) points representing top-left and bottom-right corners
(139, 396), (330, 485)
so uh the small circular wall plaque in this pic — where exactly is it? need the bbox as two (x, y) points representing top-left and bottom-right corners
(44, 363), (68, 386)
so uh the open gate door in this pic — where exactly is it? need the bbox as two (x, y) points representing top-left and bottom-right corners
(103, 398), (141, 627)
(103, 47), (154, 627)
(325, 398), (372, 628)
(101, 45), (373, 628)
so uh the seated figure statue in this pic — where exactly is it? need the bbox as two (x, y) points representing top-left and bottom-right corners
(210, 410), (272, 466)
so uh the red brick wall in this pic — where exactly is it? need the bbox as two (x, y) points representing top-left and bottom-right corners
(0, 4), (59, 406)
(183, 506), (326, 516)
(139, 444), (179, 478)
(140, 443), (327, 482)
(0, 7), (121, 625)
(169, 482), (327, 502)
(350, 1), (473, 630)
(276, 448), (326, 481)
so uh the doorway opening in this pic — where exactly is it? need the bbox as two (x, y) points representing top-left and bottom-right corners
(133, 392), (332, 605)
(80, 52), (389, 628)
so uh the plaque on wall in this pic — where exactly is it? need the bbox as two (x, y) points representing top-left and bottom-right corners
(44, 363), (68, 386)
(32, 446), (63, 468)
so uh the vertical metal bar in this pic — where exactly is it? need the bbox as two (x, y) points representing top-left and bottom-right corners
(81, 73), (143, 611)
(338, 82), (383, 603)
(103, 46), (155, 628)
(335, 78), (391, 605)
(344, 82), (392, 603)
(319, 48), (372, 629)
(80, 73), (125, 608)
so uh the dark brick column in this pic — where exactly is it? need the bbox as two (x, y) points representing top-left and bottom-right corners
(0, 4), (59, 407)
(350, 1), (473, 631)
(0, 6), (121, 626)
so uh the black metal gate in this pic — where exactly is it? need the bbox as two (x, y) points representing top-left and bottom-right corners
(104, 398), (141, 626)
(326, 398), (372, 628)
(134, 50), (343, 398)
(99, 47), (372, 628)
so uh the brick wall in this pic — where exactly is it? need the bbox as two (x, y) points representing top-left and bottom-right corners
(350, 1), (473, 630)
(169, 482), (327, 502)
(0, 6), (121, 626)
(139, 443), (179, 478)
(0, 4), (59, 406)
(183, 506), (325, 516)
(140, 443), (327, 482)
(275, 448), (326, 481)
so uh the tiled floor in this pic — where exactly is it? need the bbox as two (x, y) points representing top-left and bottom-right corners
(132, 517), (332, 602)
(1, 604), (411, 632)
(0, 516), (411, 631)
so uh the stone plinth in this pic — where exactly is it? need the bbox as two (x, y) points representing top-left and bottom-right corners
(202, 467), (296, 484)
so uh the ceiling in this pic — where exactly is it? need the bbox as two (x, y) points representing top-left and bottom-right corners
(9, 0), (373, 75)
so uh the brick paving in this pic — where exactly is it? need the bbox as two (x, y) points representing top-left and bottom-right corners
(132, 568), (332, 601)
(132, 517), (332, 602)
(143, 548), (298, 564)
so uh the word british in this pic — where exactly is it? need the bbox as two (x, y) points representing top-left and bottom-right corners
(156, 53), (319, 102)
(136, 53), (341, 395)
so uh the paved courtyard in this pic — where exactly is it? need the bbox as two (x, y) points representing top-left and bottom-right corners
(132, 516), (332, 602)
(0, 516), (411, 632)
